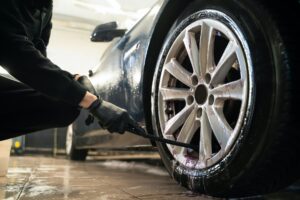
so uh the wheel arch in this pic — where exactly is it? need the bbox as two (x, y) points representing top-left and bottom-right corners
(143, 0), (190, 136)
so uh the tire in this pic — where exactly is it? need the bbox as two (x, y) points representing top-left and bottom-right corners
(66, 124), (88, 161)
(151, 0), (299, 197)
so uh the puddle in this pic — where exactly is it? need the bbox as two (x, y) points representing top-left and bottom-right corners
(37, 167), (58, 172)
(26, 185), (59, 197)
(128, 186), (142, 190)
(4, 185), (22, 193)
(97, 161), (168, 176)
(3, 197), (15, 200)
(7, 168), (32, 174)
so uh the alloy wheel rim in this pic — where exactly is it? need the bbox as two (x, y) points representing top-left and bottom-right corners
(157, 16), (249, 169)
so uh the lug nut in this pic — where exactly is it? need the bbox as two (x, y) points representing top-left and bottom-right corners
(192, 75), (198, 86)
(205, 73), (211, 84)
(187, 96), (194, 105)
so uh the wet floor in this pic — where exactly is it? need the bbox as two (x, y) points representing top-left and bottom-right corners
(0, 156), (299, 200)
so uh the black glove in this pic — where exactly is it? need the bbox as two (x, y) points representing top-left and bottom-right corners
(77, 76), (97, 96)
(77, 75), (141, 134)
(77, 75), (98, 125)
(88, 99), (140, 134)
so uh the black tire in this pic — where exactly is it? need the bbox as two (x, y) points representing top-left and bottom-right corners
(151, 0), (299, 197)
(66, 124), (88, 161)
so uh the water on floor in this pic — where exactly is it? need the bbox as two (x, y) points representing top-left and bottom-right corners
(0, 156), (299, 200)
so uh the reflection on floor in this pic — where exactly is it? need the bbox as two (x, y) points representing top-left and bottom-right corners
(0, 156), (299, 200)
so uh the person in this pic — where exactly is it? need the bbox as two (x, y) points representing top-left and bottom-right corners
(0, 0), (141, 141)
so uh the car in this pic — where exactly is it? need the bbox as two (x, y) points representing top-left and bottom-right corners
(66, 0), (300, 197)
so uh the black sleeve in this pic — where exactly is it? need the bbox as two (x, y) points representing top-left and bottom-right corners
(41, 14), (52, 47)
(0, 0), (87, 106)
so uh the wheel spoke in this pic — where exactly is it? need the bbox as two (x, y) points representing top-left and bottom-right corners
(211, 41), (237, 86)
(173, 108), (199, 154)
(164, 104), (194, 136)
(164, 59), (193, 87)
(183, 31), (200, 76)
(199, 109), (212, 163)
(199, 22), (214, 77)
(160, 87), (191, 101)
(206, 106), (232, 149)
(210, 79), (244, 100)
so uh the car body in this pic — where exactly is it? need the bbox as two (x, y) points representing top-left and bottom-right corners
(71, 0), (177, 149)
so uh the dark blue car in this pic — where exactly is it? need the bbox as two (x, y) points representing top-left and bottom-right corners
(63, 0), (299, 197)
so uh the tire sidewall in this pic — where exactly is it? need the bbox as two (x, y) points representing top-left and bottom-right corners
(151, 0), (283, 195)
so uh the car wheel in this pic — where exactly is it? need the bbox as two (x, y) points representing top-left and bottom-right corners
(151, 0), (299, 197)
(66, 124), (88, 161)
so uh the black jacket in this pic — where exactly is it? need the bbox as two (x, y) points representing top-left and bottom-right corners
(0, 0), (86, 106)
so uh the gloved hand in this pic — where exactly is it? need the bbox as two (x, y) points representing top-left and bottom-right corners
(77, 75), (97, 96)
(88, 99), (140, 134)
(77, 75), (141, 134)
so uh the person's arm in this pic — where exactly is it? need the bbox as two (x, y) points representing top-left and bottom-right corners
(0, 1), (86, 106)
(73, 75), (97, 108)
(41, 13), (52, 49)
(0, 1), (142, 134)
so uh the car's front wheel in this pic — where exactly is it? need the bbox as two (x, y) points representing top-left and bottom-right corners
(151, 0), (299, 197)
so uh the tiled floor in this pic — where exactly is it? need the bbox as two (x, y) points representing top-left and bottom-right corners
(0, 156), (299, 200)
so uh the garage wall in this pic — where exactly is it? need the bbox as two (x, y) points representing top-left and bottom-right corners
(47, 20), (108, 75)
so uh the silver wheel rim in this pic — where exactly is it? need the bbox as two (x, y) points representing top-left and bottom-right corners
(157, 14), (249, 169)
(66, 124), (73, 156)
